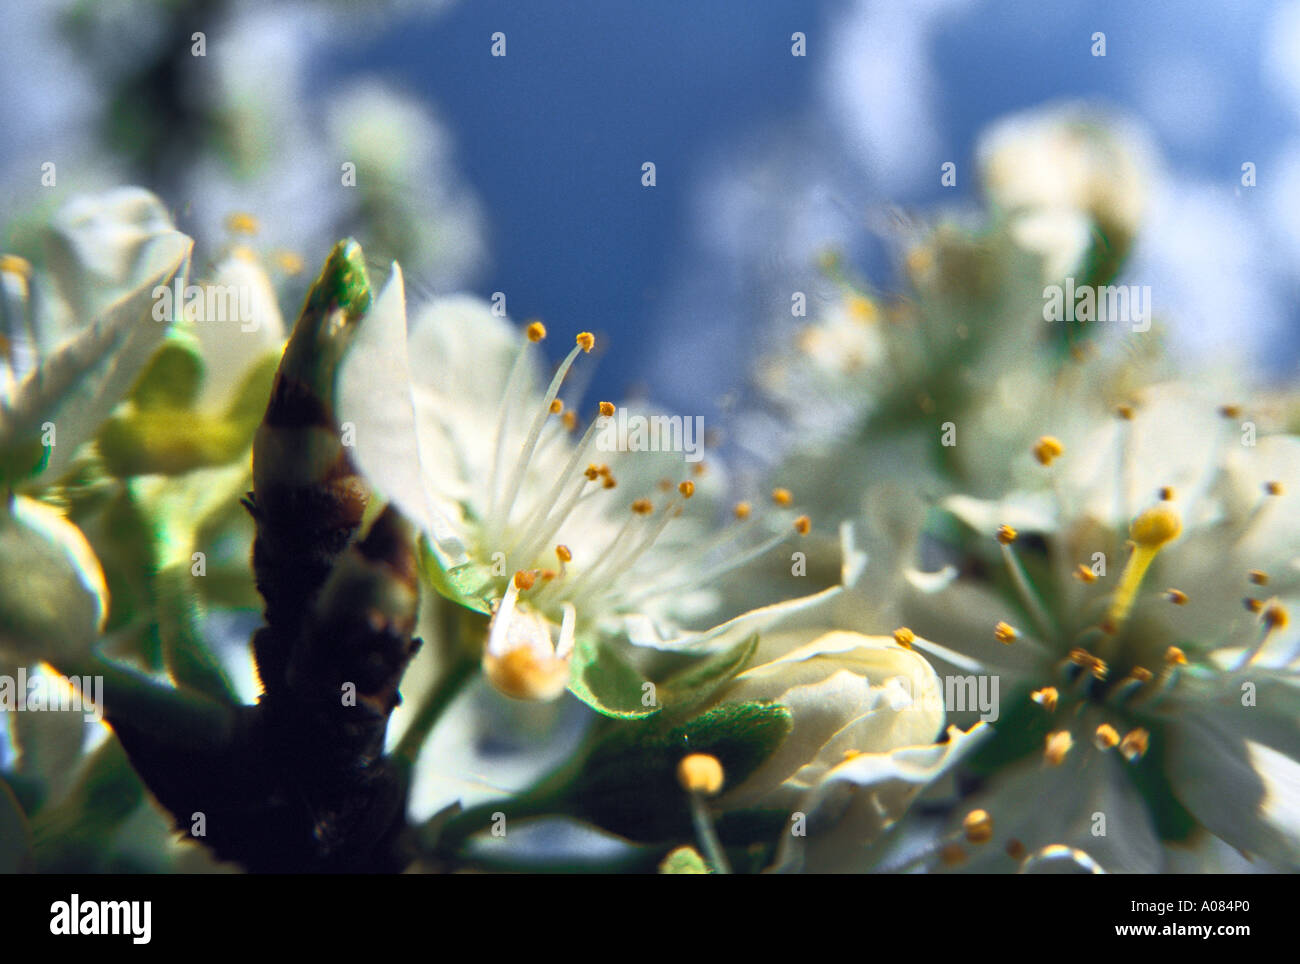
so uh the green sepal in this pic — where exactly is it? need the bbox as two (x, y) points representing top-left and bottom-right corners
(130, 323), (203, 411)
(557, 700), (793, 842)
(567, 634), (660, 720)
(655, 633), (759, 716)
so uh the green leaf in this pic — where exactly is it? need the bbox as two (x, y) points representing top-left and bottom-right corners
(567, 634), (660, 720)
(560, 700), (793, 842)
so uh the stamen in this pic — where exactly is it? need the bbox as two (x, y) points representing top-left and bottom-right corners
(962, 809), (994, 845)
(488, 335), (593, 545)
(1105, 503), (1182, 632)
(1093, 724), (1120, 750)
(772, 487), (793, 507)
(999, 539), (1056, 640)
(1158, 486), (1175, 502)
(1032, 435), (1064, 466)
(1118, 727), (1149, 762)
(734, 501), (752, 520)
(893, 627), (916, 649)
(994, 621), (1017, 644)
(514, 569), (538, 591)
(224, 211), (260, 235)
(679, 753), (730, 874)
(598, 401), (615, 417)
(1044, 730), (1074, 766)
(1031, 686), (1059, 712)
(1074, 564), (1098, 583)
(555, 545), (572, 564)
(527, 321), (548, 342)
(562, 411), (577, 432)
(1232, 602), (1290, 671)
(1165, 588), (1188, 605)
(507, 404), (616, 562)
(996, 524), (1017, 545)
(794, 515), (811, 535)
(678, 481), (695, 498)
(632, 498), (654, 515)
(549, 398), (564, 414)
(1248, 569), (1269, 586)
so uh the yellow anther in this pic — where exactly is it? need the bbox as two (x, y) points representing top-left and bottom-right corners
(1218, 404), (1242, 419)
(555, 545), (572, 564)
(1044, 730), (1074, 766)
(1115, 403), (1135, 421)
(576, 332), (595, 353)
(996, 524), (1017, 545)
(793, 515), (811, 535)
(273, 250), (305, 275)
(1032, 435), (1065, 466)
(1094, 724), (1120, 750)
(224, 211), (260, 235)
(1165, 588), (1188, 605)
(962, 809), (994, 845)
(1244, 597), (1263, 614)
(0, 254), (32, 277)
(1119, 727), (1150, 762)
(939, 843), (966, 867)
(1005, 839), (1027, 861)
(1158, 486), (1175, 502)
(677, 753), (724, 796)
(1263, 603), (1290, 631)
(994, 621), (1017, 644)
(692, 462), (707, 476)
(1031, 686), (1059, 712)
(846, 294), (877, 322)
(734, 501), (752, 520)
(1090, 657), (1110, 681)
(631, 498), (654, 516)
(596, 464), (611, 477)
(772, 487), (793, 507)
(562, 411), (578, 432)
(1248, 569), (1269, 586)
(678, 480), (695, 498)
(602, 474), (617, 489)
(584, 464), (600, 481)
(1130, 666), (1153, 683)
(549, 398), (564, 415)
(1265, 481), (1284, 496)
(513, 570), (538, 591)
(526, 320), (547, 342)
(1074, 564), (1098, 583)
(1164, 646), (1187, 666)
(892, 627), (916, 649)
(657, 478), (673, 492)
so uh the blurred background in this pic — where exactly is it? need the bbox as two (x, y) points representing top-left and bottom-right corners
(2, 0), (1297, 443)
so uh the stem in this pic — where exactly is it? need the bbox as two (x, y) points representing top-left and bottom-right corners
(393, 655), (477, 769)
(689, 794), (731, 874)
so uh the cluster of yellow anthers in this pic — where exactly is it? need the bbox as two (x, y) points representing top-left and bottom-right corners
(975, 422), (1290, 774)
(478, 323), (813, 701)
